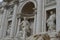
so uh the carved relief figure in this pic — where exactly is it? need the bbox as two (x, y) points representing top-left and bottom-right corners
(20, 17), (31, 38)
(6, 21), (12, 36)
(47, 11), (56, 32)
(7, 26), (11, 35)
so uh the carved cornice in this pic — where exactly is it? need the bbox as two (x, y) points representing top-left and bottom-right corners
(13, 0), (19, 5)
(3, 0), (13, 3)
(45, 1), (56, 8)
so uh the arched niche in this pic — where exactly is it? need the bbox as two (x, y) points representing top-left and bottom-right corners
(21, 2), (35, 18)
(20, 2), (36, 34)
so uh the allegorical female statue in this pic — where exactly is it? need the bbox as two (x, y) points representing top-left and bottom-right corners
(47, 11), (56, 32)
(20, 17), (31, 40)
(7, 26), (11, 36)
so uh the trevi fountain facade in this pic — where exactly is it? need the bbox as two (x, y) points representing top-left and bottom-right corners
(0, 0), (60, 40)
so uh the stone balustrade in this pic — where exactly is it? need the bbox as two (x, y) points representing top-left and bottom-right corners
(0, 31), (60, 40)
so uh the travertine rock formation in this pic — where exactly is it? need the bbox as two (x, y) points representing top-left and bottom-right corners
(26, 34), (50, 40)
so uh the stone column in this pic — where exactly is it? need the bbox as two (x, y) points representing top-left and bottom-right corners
(33, 8), (37, 34)
(36, 0), (42, 34)
(56, 0), (60, 32)
(17, 16), (21, 34)
(42, 0), (46, 32)
(10, 1), (18, 37)
(0, 7), (8, 38)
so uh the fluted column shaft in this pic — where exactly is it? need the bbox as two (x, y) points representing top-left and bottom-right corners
(10, 3), (18, 37)
(17, 17), (21, 34)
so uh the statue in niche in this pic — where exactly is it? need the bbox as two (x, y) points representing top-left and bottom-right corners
(47, 11), (56, 32)
(20, 17), (31, 38)
(6, 21), (12, 36)
(7, 26), (11, 36)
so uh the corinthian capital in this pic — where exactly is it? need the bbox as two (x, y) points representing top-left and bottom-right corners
(2, 2), (10, 9)
(2, 2), (7, 7)
(14, 0), (19, 5)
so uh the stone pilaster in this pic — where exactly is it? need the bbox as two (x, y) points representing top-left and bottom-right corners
(10, 1), (18, 37)
(56, 0), (60, 32)
(36, 0), (42, 34)
(0, 7), (8, 38)
(42, 0), (46, 32)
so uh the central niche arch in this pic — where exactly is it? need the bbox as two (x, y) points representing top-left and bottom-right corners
(21, 2), (35, 17)
(21, 2), (35, 35)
